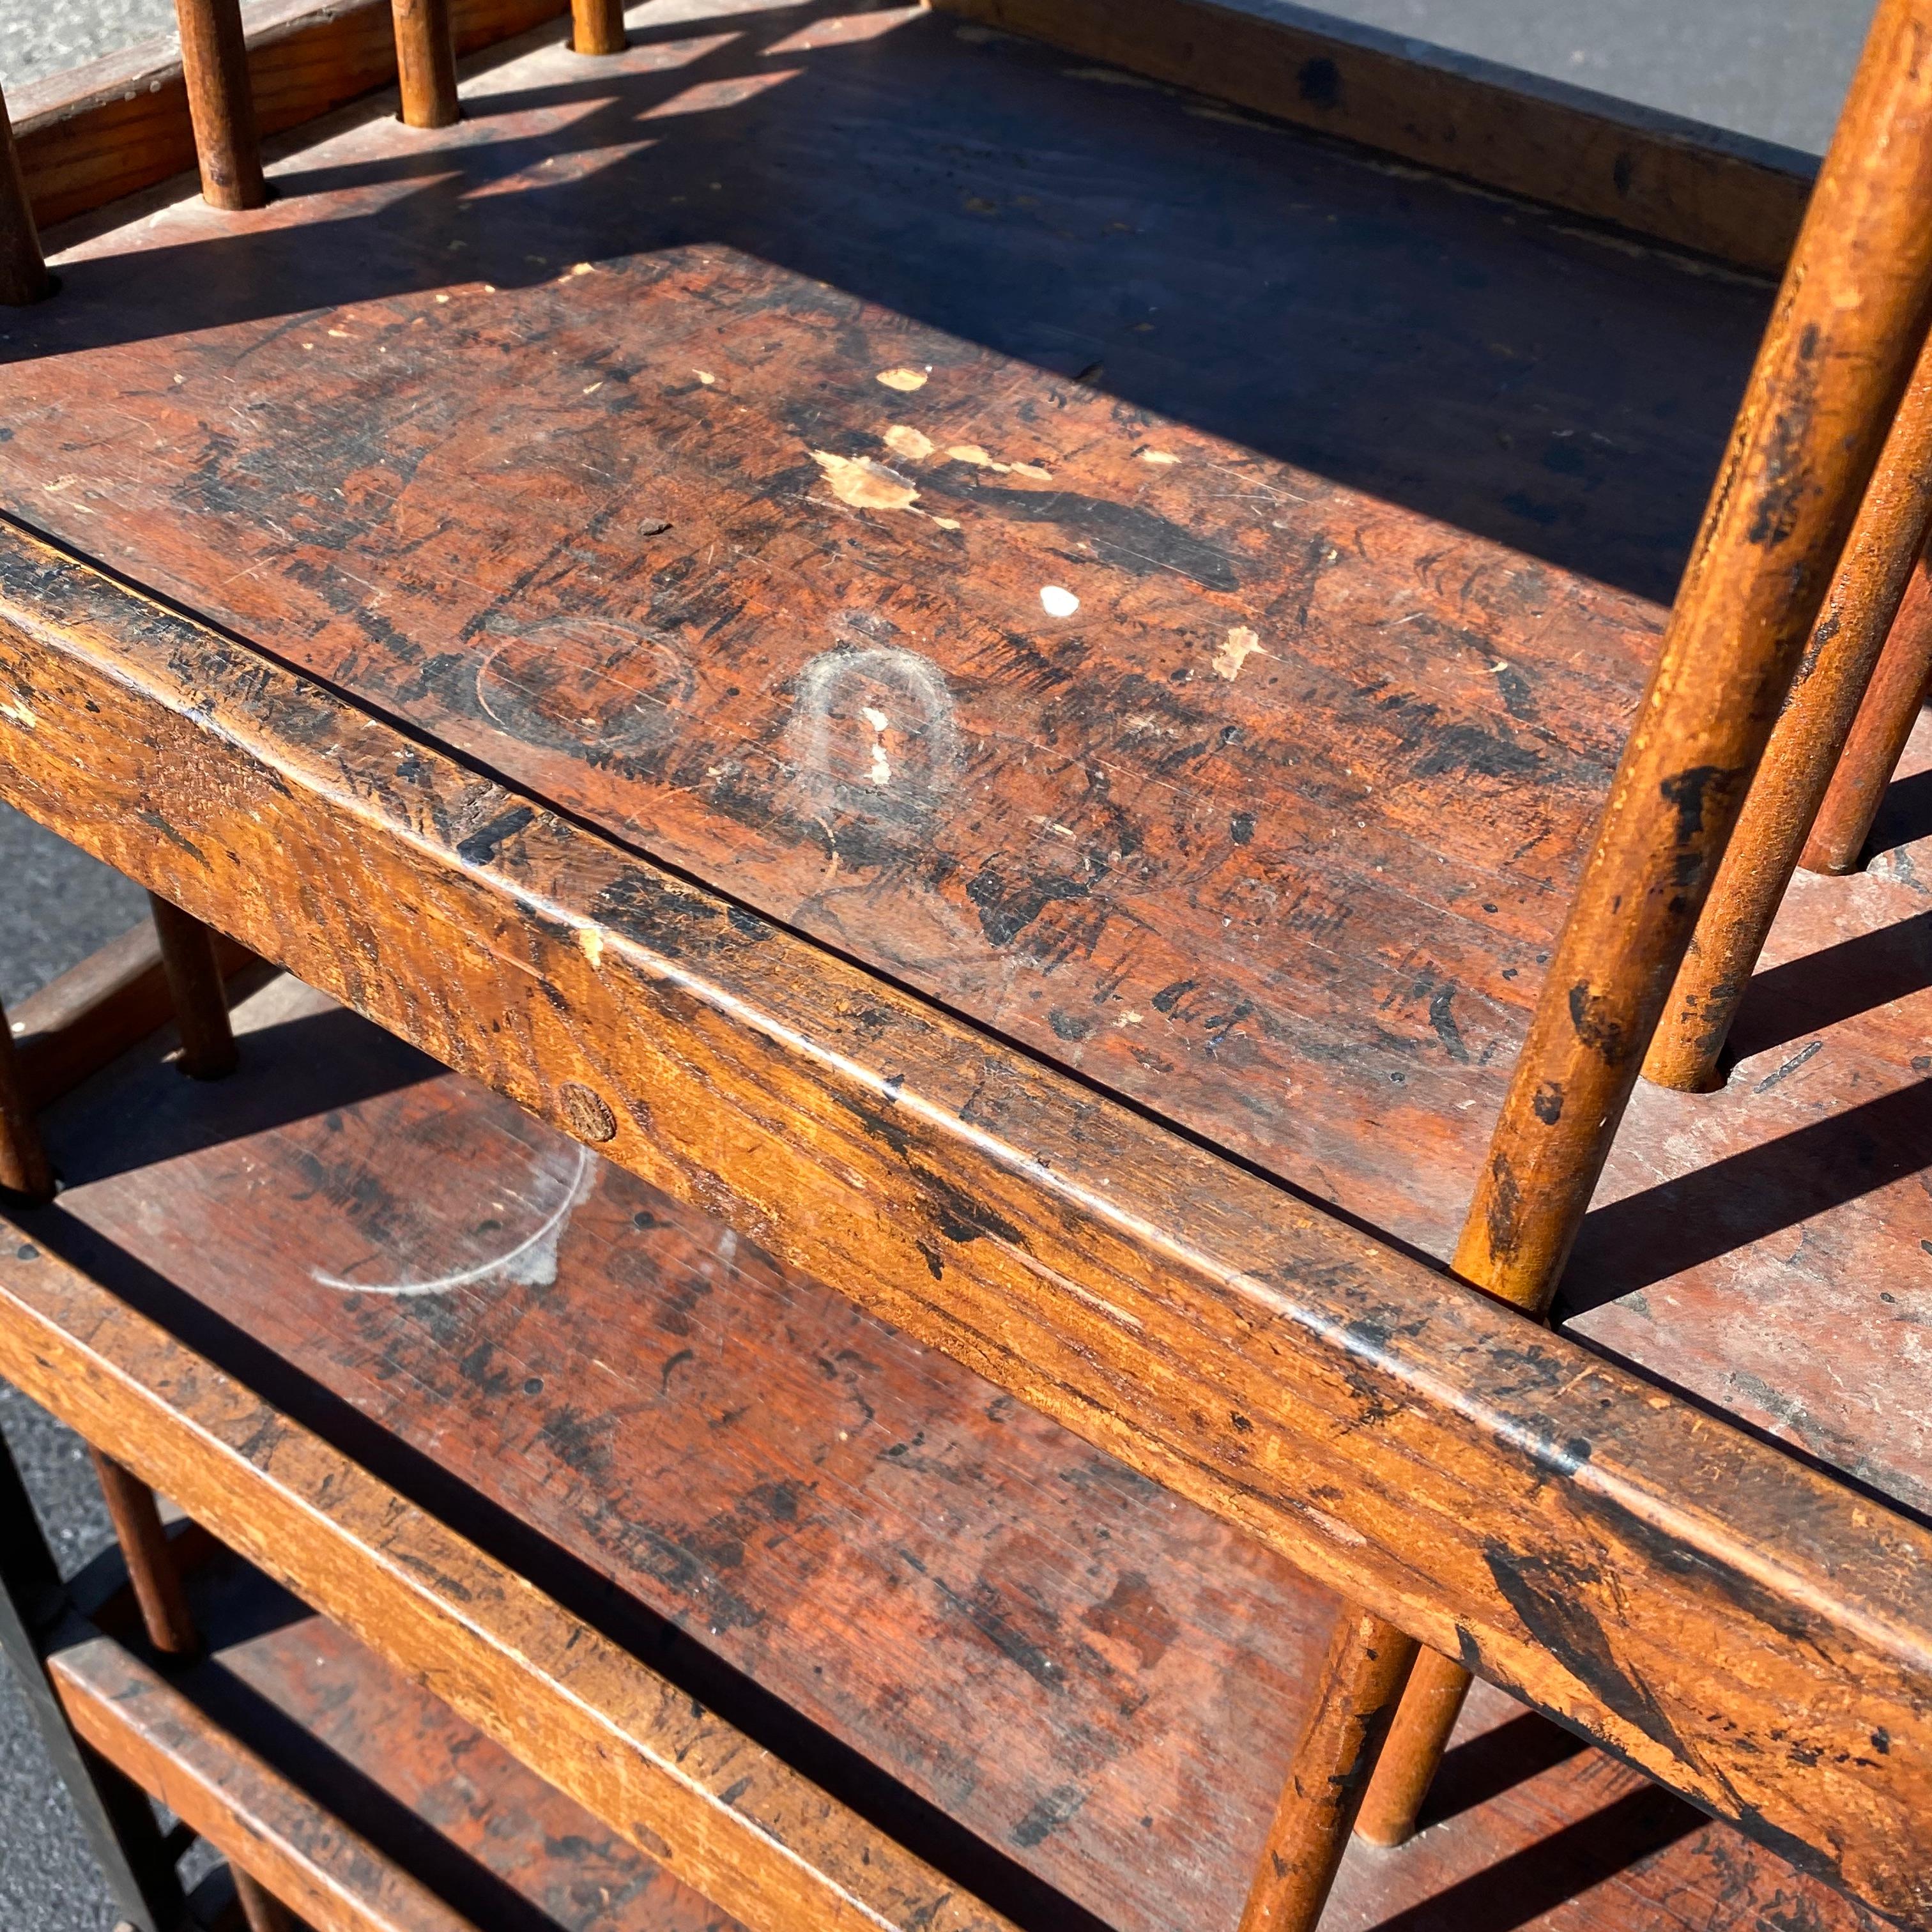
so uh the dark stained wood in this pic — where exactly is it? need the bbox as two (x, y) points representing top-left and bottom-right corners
(1, 3), (1782, 1269)
(0, 1230), (1023, 1932)
(0, 993), (54, 1202)
(1806, 549), (1932, 873)
(88, 1449), (199, 1656)
(1236, 1608), (1414, 1932)
(392, 0), (461, 130)
(0, 84), (50, 306)
(15, 985), (1890, 1932)
(11, 0), (570, 232)
(930, 0), (1813, 275)
(148, 894), (240, 1080)
(3, 568), (1932, 1920)
(1646, 330), (1932, 1089)
(174, 0), (267, 210)
(571, 0), (624, 56)
(10, 917), (260, 1110)
(230, 1871), (300, 1932)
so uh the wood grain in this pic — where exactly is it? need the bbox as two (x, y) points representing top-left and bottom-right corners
(570, 0), (624, 56)
(929, 0), (1813, 275)
(392, 0), (461, 128)
(174, 0), (267, 209)
(88, 1450), (199, 1656)
(1, 523), (1929, 1919)
(0, 1234), (1018, 1932)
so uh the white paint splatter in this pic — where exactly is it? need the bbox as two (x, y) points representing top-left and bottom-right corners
(576, 925), (604, 969)
(877, 367), (928, 391)
(1010, 461), (1053, 481)
(861, 704), (893, 785)
(811, 450), (921, 512)
(882, 424), (933, 461)
(0, 696), (35, 729)
(949, 443), (1009, 471)
(1138, 448), (1180, 466)
(1213, 625), (1266, 680)
(1041, 586), (1080, 617)
(694, 369), (717, 385)
(315, 1147), (597, 1296)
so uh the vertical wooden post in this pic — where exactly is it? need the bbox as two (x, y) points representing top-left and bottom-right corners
(0, 995), (54, 1202)
(1804, 551), (1932, 872)
(1236, 1609), (1416, 1932)
(174, 0), (267, 210)
(1644, 328), (1932, 1090)
(1354, 0), (1932, 1849)
(148, 894), (238, 1080)
(392, 0), (461, 129)
(1, 84), (52, 307)
(232, 1867), (297, 1932)
(88, 1452), (199, 1659)
(571, 0), (626, 55)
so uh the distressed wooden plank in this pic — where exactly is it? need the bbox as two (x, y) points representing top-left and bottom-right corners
(12, 0), (571, 230)
(928, 0), (1814, 274)
(0, 1231), (1018, 1932)
(1, 523), (1929, 1919)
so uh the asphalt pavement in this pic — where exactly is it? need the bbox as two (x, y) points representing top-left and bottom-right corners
(0, 0), (1883, 1924)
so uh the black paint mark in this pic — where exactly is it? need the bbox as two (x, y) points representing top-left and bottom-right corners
(1532, 1081), (1565, 1125)
(456, 803), (535, 866)
(1658, 765), (1733, 843)
(1751, 1039), (1821, 1094)
(1012, 1784), (1087, 1848)
(1567, 983), (1629, 1064)
(1298, 56), (1342, 107)
(1429, 984), (1472, 1063)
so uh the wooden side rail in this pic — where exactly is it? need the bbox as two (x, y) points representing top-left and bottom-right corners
(1, 523), (1929, 1921)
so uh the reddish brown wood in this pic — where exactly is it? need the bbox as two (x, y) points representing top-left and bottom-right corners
(174, 0), (266, 209)
(1361, 0), (1932, 1830)
(0, 996), (54, 1204)
(230, 1870), (299, 1932)
(390, 0), (459, 129)
(569, 0), (623, 55)
(88, 1450), (199, 1657)
(0, 84), (50, 307)
(1235, 1609), (1414, 1932)
(1646, 330), (1932, 1089)
(147, 894), (238, 1080)
(1350, 1644), (1473, 1848)
(1805, 548), (1932, 873)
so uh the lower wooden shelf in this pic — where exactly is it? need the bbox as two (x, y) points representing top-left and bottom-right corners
(1, 970), (1878, 1932)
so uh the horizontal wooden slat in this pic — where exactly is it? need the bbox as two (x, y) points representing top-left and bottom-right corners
(932, 0), (1813, 274)
(0, 521), (1928, 1917)
(53, 1629), (488, 1932)
(0, 1236), (1014, 1932)
(13, 0), (571, 231)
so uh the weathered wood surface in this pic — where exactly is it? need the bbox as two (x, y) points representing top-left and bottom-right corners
(11, 0), (571, 231)
(930, 0), (1815, 275)
(3, 555), (1932, 1919)
(56, 1551), (742, 1931)
(0, 0), (1779, 1262)
(63, 1539), (1875, 1932)
(0, 1220), (1024, 1932)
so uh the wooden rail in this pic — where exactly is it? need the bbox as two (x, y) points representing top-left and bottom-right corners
(1, 519), (1929, 1921)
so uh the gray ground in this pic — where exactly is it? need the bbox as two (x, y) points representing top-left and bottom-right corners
(0, 0), (1882, 1924)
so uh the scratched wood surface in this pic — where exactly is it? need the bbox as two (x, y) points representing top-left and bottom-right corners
(30, 989), (1877, 1932)
(0, 0), (1777, 1262)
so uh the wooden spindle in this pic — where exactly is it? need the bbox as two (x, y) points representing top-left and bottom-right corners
(174, 0), (267, 210)
(148, 893), (239, 1080)
(1236, 1608), (1416, 1932)
(232, 1868), (297, 1932)
(1644, 328), (1932, 1090)
(571, 0), (626, 55)
(392, 0), (460, 129)
(88, 1451), (199, 1657)
(1350, 1647), (1473, 1846)
(1, 83), (51, 307)
(1353, 0), (1932, 1850)
(0, 996), (54, 1202)
(1804, 549), (1932, 873)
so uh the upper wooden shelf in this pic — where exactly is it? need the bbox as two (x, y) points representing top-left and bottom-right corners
(0, 0), (1775, 1269)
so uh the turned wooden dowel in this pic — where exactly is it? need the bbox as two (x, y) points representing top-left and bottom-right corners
(1236, 1608), (1416, 1932)
(148, 893), (239, 1079)
(1645, 330), (1932, 1090)
(174, 0), (266, 210)
(392, 0), (460, 128)
(1353, 0), (1932, 1851)
(1351, 1647), (1474, 1846)
(572, 0), (626, 54)
(1, 84), (52, 307)
(0, 995), (54, 1202)
(88, 1450), (199, 1657)
(1804, 551), (1932, 873)
(231, 1868), (298, 1932)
